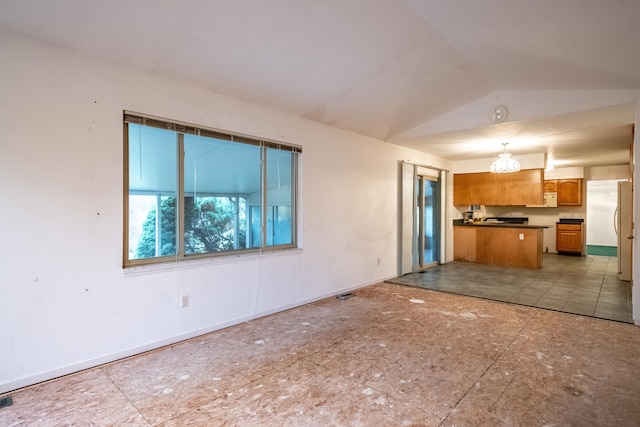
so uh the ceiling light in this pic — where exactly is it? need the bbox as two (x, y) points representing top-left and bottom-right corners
(490, 143), (520, 173)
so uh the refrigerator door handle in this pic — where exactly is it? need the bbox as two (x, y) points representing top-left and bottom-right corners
(614, 207), (619, 234)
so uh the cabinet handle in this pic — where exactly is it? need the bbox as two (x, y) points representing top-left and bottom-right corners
(627, 235), (634, 240)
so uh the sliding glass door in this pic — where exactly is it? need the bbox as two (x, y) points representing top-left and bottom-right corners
(414, 176), (441, 270)
(399, 162), (445, 275)
(417, 174), (441, 269)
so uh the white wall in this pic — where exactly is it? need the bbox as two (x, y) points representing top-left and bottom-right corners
(0, 33), (451, 392)
(545, 166), (585, 179)
(586, 165), (630, 181)
(453, 153), (545, 174)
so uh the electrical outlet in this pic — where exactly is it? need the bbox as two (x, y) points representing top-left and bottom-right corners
(181, 295), (189, 308)
(519, 233), (524, 240)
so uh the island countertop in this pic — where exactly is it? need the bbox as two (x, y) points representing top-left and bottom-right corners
(454, 222), (549, 229)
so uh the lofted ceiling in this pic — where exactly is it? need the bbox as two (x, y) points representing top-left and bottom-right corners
(1, 0), (639, 168)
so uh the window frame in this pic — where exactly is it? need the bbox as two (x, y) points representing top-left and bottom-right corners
(123, 111), (301, 268)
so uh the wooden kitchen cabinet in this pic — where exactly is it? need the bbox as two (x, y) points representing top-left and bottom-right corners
(556, 223), (583, 255)
(454, 226), (476, 262)
(452, 173), (480, 206)
(557, 179), (582, 206)
(453, 169), (544, 206)
(492, 170), (544, 206)
(454, 225), (544, 269)
(475, 227), (543, 269)
(543, 180), (558, 192)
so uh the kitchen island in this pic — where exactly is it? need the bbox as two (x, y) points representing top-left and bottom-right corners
(454, 220), (549, 269)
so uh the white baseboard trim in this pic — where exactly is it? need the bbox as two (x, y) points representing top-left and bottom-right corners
(0, 279), (388, 394)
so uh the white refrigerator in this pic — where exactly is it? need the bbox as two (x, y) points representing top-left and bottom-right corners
(616, 181), (633, 281)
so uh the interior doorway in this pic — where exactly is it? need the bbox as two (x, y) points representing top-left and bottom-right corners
(586, 180), (620, 256)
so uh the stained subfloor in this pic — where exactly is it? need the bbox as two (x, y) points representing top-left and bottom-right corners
(2, 282), (640, 426)
(387, 254), (633, 323)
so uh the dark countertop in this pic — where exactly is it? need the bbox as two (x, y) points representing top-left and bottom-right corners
(557, 218), (584, 224)
(454, 222), (549, 229)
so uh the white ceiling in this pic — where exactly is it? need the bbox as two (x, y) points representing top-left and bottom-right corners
(1, 0), (639, 168)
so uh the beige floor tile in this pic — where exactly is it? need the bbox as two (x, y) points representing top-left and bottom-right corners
(388, 254), (632, 323)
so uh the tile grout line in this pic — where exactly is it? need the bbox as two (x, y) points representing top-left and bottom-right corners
(591, 259), (608, 317)
(393, 254), (632, 323)
(559, 255), (592, 312)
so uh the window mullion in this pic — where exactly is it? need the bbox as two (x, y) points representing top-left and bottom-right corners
(233, 197), (240, 249)
(123, 123), (130, 266)
(178, 133), (185, 259)
(291, 152), (298, 246)
(261, 145), (267, 250)
(156, 193), (162, 256)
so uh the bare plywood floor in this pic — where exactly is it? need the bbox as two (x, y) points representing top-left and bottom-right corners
(2, 282), (639, 425)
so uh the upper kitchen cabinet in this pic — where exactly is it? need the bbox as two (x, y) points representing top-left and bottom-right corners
(557, 178), (583, 206)
(453, 169), (544, 206)
(452, 172), (481, 205)
(543, 180), (558, 192)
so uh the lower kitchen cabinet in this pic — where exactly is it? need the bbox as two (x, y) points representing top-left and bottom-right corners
(454, 226), (476, 262)
(556, 223), (583, 255)
(454, 225), (544, 269)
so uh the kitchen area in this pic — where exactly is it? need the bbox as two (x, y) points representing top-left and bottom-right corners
(387, 163), (632, 323)
(453, 165), (632, 277)
(387, 150), (634, 324)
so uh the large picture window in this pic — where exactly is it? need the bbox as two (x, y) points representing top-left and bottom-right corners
(124, 112), (300, 267)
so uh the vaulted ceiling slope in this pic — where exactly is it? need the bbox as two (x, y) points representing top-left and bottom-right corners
(1, 0), (639, 166)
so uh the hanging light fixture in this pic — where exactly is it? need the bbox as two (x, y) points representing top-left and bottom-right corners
(490, 142), (520, 173)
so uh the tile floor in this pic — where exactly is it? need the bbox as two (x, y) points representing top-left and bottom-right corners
(2, 281), (640, 426)
(387, 254), (633, 323)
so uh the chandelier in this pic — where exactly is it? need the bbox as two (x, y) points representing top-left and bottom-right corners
(490, 142), (520, 173)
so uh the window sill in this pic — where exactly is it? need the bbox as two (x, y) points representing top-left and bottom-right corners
(122, 248), (303, 278)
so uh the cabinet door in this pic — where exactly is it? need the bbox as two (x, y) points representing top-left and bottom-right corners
(454, 227), (476, 262)
(453, 169), (543, 206)
(453, 173), (475, 205)
(557, 179), (582, 206)
(544, 180), (558, 192)
(475, 172), (497, 205)
(556, 224), (582, 253)
(491, 169), (544, 206)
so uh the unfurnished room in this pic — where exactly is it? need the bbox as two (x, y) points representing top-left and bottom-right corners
(1, 1), (640, 425)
